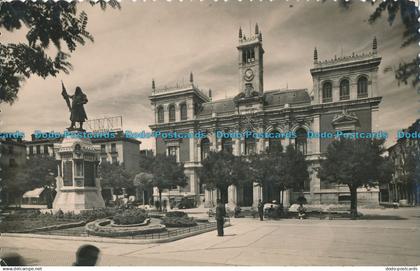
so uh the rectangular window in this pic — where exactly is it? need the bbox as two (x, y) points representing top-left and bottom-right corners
(101, 144), (106, 153)
(36, 145), (41, 154)
(29, 146), (34, 155)
(84, 161), (95, 187)
(111, 143), (116, 153)
(75, 160), (84, 177)
(63, 161), (73, 186)
(44, 145), (49, 155)
(167, 146), (177, 157)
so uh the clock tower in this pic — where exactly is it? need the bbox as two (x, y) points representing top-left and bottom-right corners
(237, 24), (264, 96)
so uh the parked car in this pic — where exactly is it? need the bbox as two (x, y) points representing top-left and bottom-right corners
(263, 201), (283, 218)
(178, 196), (197, 209)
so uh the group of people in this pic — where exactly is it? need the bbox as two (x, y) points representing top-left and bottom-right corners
(0, 244), (100, 266)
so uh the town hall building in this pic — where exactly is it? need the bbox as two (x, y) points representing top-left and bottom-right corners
(149, 25), (382, 208)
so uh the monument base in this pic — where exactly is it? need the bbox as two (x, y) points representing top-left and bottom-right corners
(53, 187), (105, 213)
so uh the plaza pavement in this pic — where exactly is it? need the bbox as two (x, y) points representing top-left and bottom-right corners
(0, 207), (419, 266)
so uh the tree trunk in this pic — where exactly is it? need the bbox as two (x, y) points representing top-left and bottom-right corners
(349, 185), (358, 219)
(158, 189), (162, 211)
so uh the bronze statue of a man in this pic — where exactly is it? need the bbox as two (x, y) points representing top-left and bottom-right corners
(62, 83), (88, 131)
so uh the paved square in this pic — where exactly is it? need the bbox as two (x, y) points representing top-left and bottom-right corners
(1, 208), (419, 266)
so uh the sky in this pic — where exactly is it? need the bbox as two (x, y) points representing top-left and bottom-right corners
(0, 1), (418, 150)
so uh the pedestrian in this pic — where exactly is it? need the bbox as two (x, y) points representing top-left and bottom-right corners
(215, 199), (226, 236)
(258, 199), (264, 221)
(73, 244), (100, 266)
(0, 253), (25, 266)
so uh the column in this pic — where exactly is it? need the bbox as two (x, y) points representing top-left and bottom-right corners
(311, 114), (321, 155)
(189, 129), (197, 162)
(233, 138), (241, 156)
(228, 185), (237, 209)
(253, 183), (262, 207)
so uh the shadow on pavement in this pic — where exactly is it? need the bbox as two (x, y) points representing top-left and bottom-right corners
(358, 215), (407, 220)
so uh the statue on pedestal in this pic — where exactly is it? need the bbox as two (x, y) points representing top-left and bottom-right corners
(52, 82), (105, 213)
(61, 82), (88, 131)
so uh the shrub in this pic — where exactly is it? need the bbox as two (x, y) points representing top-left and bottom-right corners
(55, 209), (64, 219)
(165, 211), (187, 218)
(161, 216), (197, 227)
(112, 209), (147, 225)
(79, 208), (118, 221)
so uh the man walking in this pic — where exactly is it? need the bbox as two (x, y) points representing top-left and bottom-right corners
(258, 199), (264, 221)
(215, 199), (226, 236)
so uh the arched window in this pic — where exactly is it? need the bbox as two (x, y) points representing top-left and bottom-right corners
(357, 76), (368, 98)
(322, 82), (332, 103)
(201, 138), (210, 160)
(157, 106), (164, 123)
(168, 104), (176, 122)
(222, 138), (233, 154)
(268, 130), (282, 153)
(245, 136), (256, 155)
(295, 128), (307, 155)
(180, 103), (187, 120)
(340, 79), (350, 100)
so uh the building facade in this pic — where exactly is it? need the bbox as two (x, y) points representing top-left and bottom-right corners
(26, 131), (141, 172)
(386, 119), (420, 206)
(0, 138), (27, 205)
(149, 26), (382, 208)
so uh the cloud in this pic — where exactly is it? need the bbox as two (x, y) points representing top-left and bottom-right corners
(0, 1), (418, 150)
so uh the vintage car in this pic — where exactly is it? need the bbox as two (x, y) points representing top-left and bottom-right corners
(263, 201), (284, 218)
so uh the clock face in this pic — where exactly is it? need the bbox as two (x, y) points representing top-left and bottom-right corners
(244, 69), (254, 81)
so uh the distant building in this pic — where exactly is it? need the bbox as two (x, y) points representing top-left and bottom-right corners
(149, 26), (382, 208)
(0, 138), (27, 205)
(26, 131), (141, 172)
(26, 134), (61, 157)
(94, 131), (141, 172)
(385, 119), (420, 205)
(1, 138), (26, 168)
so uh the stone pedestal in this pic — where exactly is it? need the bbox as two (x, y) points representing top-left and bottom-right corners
(53, 136), (105, 213)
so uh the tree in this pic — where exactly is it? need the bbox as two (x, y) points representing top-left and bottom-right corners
(150, 154), (187, 210)
(318, 138), (393, 218)
(98, 161), (135, 197)
(0, 0), (120, 104)
(1, 155), (57, 206)
(395, 144), (420, 204)
(250, 144), (309, 204)
(282, 145), (309, 192)
(250, 145), (285, 203)
(329, 0), (419, 86)
(133, 172), (154, 205)
(198, 151), (252, 204)
(368, 0), (419, 86)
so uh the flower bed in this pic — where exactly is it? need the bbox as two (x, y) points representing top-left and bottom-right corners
(161, 216), (197, 227)
(0, 208), (120, 233)
(85, 219), (166, 237)
(165, 211), (188, 218)
(112, 209), (147, 225)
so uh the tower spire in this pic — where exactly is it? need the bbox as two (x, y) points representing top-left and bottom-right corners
(152, 79), (155, 90)
(255, 23), (259, 35)
(190, 72), (194, 84)
(239, 27), (242, 39)
(314, 47), (318, 64)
